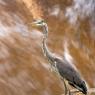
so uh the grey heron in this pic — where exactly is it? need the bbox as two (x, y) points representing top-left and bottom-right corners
(32, 19), (87, 95)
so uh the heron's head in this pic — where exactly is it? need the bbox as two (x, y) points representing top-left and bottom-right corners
(31, 19), (48, 37)
(32, 19), (46, 27)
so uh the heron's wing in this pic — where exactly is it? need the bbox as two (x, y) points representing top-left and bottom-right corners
(54, 58), (81, 83)
(54, 58), (87, 94)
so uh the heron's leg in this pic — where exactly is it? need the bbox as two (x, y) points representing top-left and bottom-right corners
(53, 69), (68, 95)
(62, 79), (68, 95)
(63, 80), (73, 95)
(68, 87), (73, 95)
(62, 79), (74, 95)
(51, 65), (69, 95)
(54, 69), (68, 95)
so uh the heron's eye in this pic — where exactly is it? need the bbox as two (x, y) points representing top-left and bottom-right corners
(38, 21), (43, 24)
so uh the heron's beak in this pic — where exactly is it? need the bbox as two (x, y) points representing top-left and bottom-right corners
(28, 22), (37, 27)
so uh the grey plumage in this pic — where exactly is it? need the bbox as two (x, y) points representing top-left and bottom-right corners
(54, 58), (87, 94)
(32, 19), (87, 94)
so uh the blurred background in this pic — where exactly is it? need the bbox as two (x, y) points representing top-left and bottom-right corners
(0, 0), (95, 95)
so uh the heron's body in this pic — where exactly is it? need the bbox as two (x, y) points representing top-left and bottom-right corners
(54, 58), (87, 94)
(32, 19), (87, 95)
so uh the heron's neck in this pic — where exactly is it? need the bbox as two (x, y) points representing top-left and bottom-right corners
(42, 25), (55, 63)
(43, 23), (48, 38)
